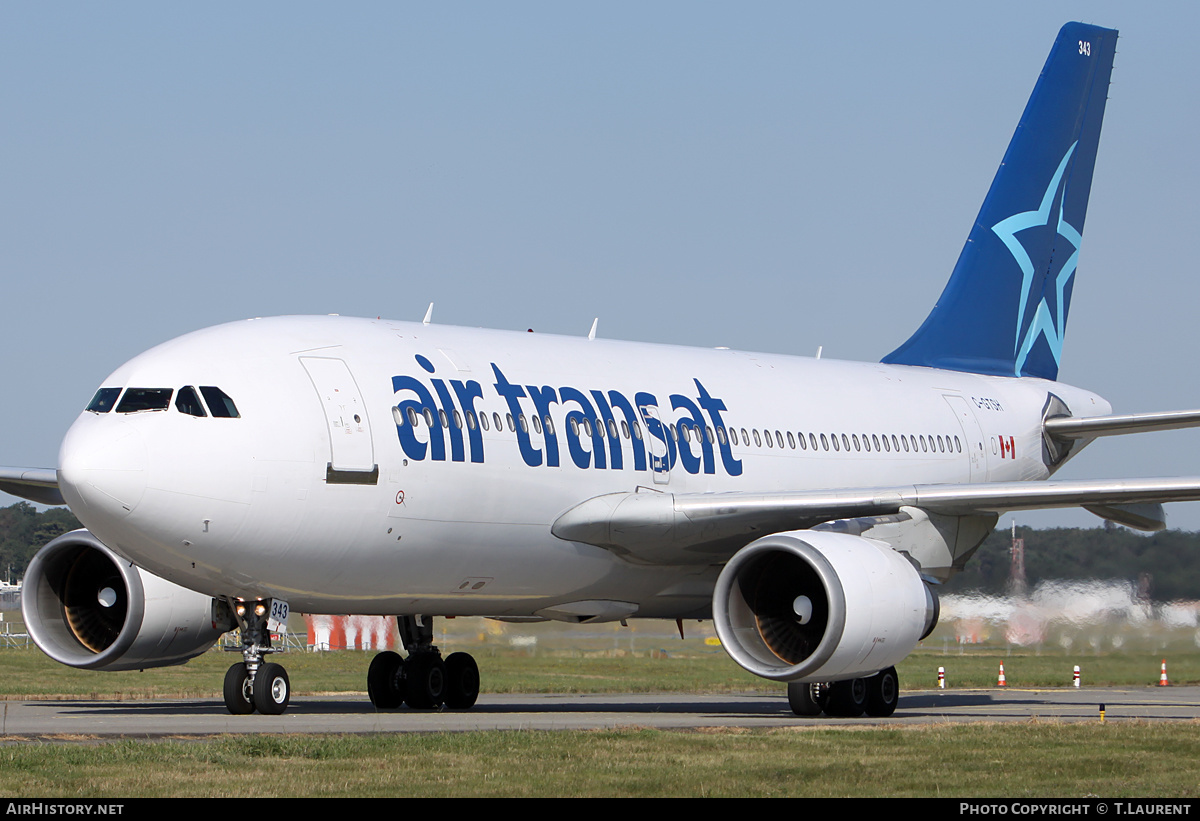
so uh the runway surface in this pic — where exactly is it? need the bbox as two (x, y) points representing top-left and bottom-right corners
(2, 687), (1198, 738)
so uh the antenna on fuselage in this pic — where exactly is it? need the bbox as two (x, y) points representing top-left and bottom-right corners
(587, 318), (598, 341)
(422, 303), (434, 325)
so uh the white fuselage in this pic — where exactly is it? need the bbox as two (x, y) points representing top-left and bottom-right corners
(56, 316), (1109, 617)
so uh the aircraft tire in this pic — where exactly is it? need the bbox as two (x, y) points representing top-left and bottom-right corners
(443, 652), (480, 709)
(864, 667), (899, 717)
(223, 663), (255, 715)
(786, 681), (828, 717)
(253, 662), (291, 715)
(404, 654), (446, 709)
(367, 651), (405, 709)
(825, 677), (868, 717)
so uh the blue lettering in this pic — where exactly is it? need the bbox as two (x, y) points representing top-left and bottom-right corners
(695, 379), (742, 476)
(526, 385), (561, 468)
(391, 375), (445, 462)
(607, 390), (646, 471)
(451, 380), (486, 464)
(492, 365), (541, 467)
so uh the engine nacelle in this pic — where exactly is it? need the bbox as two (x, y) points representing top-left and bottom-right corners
(713, 530), (938, 682)
(22, 529), (231, 671)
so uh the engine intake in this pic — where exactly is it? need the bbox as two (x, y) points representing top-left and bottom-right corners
(713, 530), (937, 682)
(22, 529), (230, 671)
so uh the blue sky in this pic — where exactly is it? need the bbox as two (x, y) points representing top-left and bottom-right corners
(3, 2), (1200, 530)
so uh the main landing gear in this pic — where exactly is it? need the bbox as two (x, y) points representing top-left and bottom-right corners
(367, 615), (480, 710)
(787, 667), (899, 718)
(222, 598), (291, 716)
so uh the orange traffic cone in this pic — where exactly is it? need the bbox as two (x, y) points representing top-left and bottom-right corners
(1159, 659), (1170, 686)
(998, 662), (1007, 687)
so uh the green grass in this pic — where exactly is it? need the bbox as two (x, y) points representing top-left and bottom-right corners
(1, 625), (1196, 700)
(2, 617), (1198, 797)
(0, 724), (1197, 797)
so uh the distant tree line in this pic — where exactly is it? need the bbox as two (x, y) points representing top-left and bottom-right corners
(941, 524), (1200, 601)
(1, 503), (1199, 600)
(0, 503), (81, 581)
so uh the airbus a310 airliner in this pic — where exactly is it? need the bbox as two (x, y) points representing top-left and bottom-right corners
(5, 22), (1200, 718)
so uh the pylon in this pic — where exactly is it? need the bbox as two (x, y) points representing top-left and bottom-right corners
(1072, 665), (1080, 688)
(1159, 659), (1170, 687)
(998, 662), (1007, 687)
(938, 667), (945, 689)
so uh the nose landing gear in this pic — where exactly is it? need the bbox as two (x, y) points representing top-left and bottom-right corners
(221, 597), (291, 716)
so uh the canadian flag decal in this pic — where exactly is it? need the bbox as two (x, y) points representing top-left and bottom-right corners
(998, 436), (1016, 459)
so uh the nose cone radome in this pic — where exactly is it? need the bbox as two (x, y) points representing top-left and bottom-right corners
(58, 415), (147, 519)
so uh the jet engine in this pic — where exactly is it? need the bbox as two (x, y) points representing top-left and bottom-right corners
(22, 529), (231, 671)
(713, 530), (938, 682)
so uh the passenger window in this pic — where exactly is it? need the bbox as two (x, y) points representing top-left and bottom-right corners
(117, 388), (173, 413)
(809, 433), (818, 450)
(439, 410), (449, 429)
(852, 434), (860, 452)
(480, 412), (489, 431)
(621, 420), (630, 439)
(199, 386), (239, 418)
(730, 428), (739, 446)
(753, 429), (761, 447)
(454, 410), (463, 430)
(632, 421), (642, 440)
(741, 428), (750, 445)
(519, 414), (528, 433)
(86, 387), (122, 413)
(176, 386), (207, 417)
(787, 431), (795, 449)
(820, 433), (828, 451)
(532, 414), (542, 434)
(494, 412), (503, 431)
(610, 420), (619, 439)
(831, 434), (840, 452)
(841, 433), (849, 451)
(545, 416), (555, 436)
(507, 413), (515, 432)
(424, 408), (435, 427)
(717, 426), (727, 446)
(872, 434), (880, 451)
(798, 432), (807, 450)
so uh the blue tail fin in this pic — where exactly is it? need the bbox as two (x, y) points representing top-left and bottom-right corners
(882, 22), (1117, 380)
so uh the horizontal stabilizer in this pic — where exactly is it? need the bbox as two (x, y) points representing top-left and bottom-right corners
(0, 467), (63, 506)
(1045, 409), (1200, 439)
(552, 477), (1200, 564)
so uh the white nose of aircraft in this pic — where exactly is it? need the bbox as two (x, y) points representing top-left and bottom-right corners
(58, 415), (147, 518)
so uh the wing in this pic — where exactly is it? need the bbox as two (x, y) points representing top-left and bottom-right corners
(0, 467), (64, 506)
(551, 477), (1200, 565)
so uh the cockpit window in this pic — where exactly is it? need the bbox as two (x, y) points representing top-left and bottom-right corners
(200, 386), (240, 418)
(175, 386), (207, 417)
(116, 388), (173, 413)
(86, 388), (122, 413)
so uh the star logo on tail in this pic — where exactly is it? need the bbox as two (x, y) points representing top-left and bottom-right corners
(991, 142), (1081, 377)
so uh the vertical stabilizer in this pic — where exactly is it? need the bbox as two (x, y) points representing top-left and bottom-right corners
(882, 23), (1117, 380)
